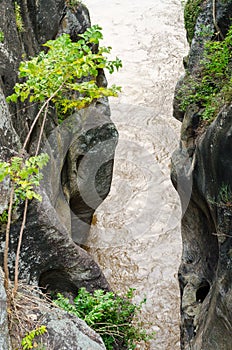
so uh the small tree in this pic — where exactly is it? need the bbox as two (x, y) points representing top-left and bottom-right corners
(1, 24), (121, 296)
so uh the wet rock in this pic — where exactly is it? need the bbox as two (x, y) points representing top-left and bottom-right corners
(172, 1), (232, 349)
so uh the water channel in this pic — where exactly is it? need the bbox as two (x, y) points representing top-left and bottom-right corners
(84, 1), (188, 348)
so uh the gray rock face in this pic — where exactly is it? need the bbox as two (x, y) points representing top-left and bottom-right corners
(172, 1), (232, 349)
(0, 0), (118, 348)
(0, 269), (11, 350)
(40, 308), (106, 350)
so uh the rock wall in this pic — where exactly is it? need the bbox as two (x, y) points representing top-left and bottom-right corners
(0, 0), (118, 348)
(0, 269), (11, 350)
(172, 1), (232, 349)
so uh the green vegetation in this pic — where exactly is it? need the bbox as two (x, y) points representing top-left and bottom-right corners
(54, 287), (154, 350)
(0, 154), (49, 202)
(219, 184), (232, 206)
(184, 0), (203, 44)
(0, 31), (4, 43)
(7, 25), (122, 121)
(14, 2), (25, 32)
(66, 0), (82, 8)
(178, 23), (232, 121)
(0, 209), (8, 224)
(21, 325), (47, 350)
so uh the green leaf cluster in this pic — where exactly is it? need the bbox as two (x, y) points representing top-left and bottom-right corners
(6, 25), (122, 120)
(0, 31), (4, 43)
(0, 153), (49, 202)
(178, 23), (232, 121)
(0, 209), (8, 224)
(54, 287), (154, 350)
(21, 325), (47, 350)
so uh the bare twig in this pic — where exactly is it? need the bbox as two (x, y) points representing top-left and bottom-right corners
(212, 231), (231, 238)
(212, 0), (224, 40)
(35, 102), (49, 156)
(22, 84), (63, 151)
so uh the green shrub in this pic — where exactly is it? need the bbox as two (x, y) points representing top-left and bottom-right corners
(54, 287), (154, 350)
(178, 23), (232, 121)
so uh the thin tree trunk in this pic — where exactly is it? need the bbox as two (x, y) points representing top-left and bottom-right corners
(12, 198), (28, 297)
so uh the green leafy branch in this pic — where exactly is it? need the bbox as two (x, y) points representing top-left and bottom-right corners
(7, 25), (122, 121)
(0, 154), (49, 202)
(21, 325), (47, 350)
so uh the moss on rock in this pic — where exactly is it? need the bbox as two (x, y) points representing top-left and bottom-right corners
(184, 0), (203, 44)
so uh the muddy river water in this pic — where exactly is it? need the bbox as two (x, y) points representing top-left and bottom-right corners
(84, 1), (188, 349)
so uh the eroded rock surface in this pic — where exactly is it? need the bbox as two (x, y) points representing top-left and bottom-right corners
(172, 1), (232, 349)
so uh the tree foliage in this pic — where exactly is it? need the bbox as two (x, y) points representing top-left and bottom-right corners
(7, 25), (122, 119)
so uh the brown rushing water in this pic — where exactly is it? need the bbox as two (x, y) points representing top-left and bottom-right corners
(84, 1), (188, 349)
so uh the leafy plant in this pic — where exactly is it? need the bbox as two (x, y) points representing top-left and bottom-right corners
(54, 287), (154, 350)
(0, 209), (8, 224)
(178, 23), (232, 121)
(21, 325), (47, 350)
(7, 25), (122, 121)
(0, 153), (49, 202)
(0, 31), (4, 43)
(14, 2), (25, 32)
